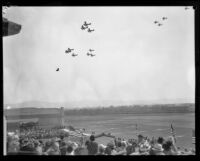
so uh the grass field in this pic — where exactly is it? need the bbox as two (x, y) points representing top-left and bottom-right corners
(64, 112), (195, 149)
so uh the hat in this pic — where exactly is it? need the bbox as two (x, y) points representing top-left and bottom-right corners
(138, 134), (144, 138)
(107, 142), (114, 149)
(152, 144), (164, 152)
(121, 141), (127, 147)
(99, 144), (106, 149)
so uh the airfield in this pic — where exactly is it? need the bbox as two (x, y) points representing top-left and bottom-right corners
(65, 112), (195, 149)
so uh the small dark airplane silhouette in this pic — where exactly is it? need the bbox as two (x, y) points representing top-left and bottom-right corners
(87, 52), (91, 56)
(89, 49), (95, 52)
(84, 21), (91, 26)
(65, 48), (74, 53)
(81, 25), (88, 30)
(162, 17), (167, 20)
(185, 7), (189, 10)
(88, 28), (95, 32)
(158, 23), (163, 26)
(56, 68), (59, 71)
(154, 21), (159, 24)
(90, 54), (95, 57)
(72, 53), (78, 57)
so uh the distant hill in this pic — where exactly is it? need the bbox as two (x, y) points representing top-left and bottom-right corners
(4, 101), (61, 109)
(4, 98), (194, 109)
(63, 103), (195, 115)
(4, 100), (195, 115)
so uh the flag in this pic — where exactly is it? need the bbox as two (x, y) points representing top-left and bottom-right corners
(170, 123), (176, 142)
(192, 129), (195, 144)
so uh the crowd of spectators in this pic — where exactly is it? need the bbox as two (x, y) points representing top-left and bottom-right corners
(6, 126), (195, 155)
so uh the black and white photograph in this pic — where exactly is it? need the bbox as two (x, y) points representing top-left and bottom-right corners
(3, 6), (196, 155)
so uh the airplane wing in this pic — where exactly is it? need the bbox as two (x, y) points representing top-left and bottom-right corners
(3, 17), (22, 36)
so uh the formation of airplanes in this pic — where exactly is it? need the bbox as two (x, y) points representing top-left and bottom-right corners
(81, 21), (95, 33)
(154, 17), (168, 26)
(87, 49), (95, 57)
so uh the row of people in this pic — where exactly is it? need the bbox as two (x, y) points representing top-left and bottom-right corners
(6, 127), (195, 155)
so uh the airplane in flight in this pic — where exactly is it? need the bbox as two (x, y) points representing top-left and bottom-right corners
(81, 25), (88, 30)
(185, 7), (190, 10)
(154, 21), (159, 24)
(162, 17), (167, 20)
(158, 23), (163, 26)
(56, 68), (59, 71)
(90, 54), (95, 57)
(65, 48), (74, 53)
(87, 52), (91, 56)
(88, 28), (95, 33)
(72, 53), (78, 57)
(89, 49), (95, 52)
(83, 21), (91, 27)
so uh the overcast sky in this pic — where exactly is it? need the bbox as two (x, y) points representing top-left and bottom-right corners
(3, 7), (195, 107)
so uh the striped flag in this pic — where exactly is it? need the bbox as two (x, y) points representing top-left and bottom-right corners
(192, 129), (195, 144)
(170, 123), (176, 142)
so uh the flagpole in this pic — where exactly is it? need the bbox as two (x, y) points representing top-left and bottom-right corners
(135, 123), (138, 136)
(170, 123), (176, 143)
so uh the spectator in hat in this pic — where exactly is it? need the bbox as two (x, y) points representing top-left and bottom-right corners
(97, 144), (106, 155)
(162, 140), (177, 155)
(126, 140), (137, 155)
(86, 135), (98, 155)
(157, 137), (165, 145)
(65, 145), (74, 155)
(59, 141), (68, 155)
(151, 143), (165, 155)
(105, 142), (116, 155)
(45, 140), (60, 155)
(34, 140), (43, 155)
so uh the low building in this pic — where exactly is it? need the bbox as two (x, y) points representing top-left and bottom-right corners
(5, 107), (65, 130)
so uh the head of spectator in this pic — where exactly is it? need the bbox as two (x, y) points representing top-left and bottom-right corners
(157, 137), (165, 145)
(65, 145), (74, 155)
(121, 141), (127, 150)
(90, 135), (95, 142)
(60, 135), (64, 140)
(117, 141), (122, 147)
(162, 140), (174, 155)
